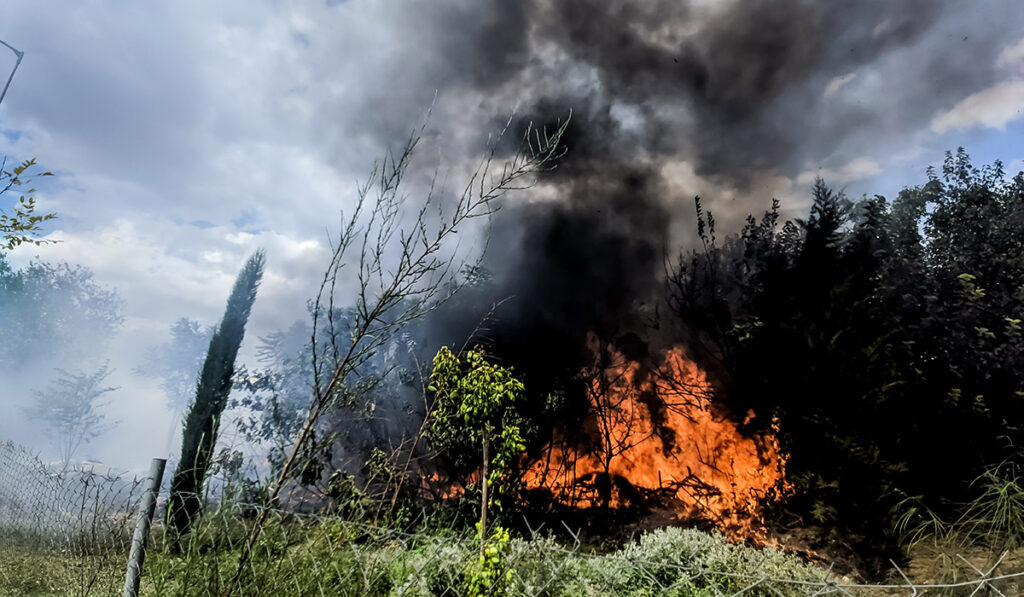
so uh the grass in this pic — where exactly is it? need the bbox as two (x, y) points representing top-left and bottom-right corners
(4, 518), (1024, 596)
(0, 544), (127, 596)
(5, 466), (1024, 597)
(1, 510), (835, 597)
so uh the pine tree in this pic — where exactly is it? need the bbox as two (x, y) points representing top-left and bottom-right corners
(168, 249), (265, 535)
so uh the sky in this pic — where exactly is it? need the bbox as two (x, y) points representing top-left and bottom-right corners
(0, 0), (1021, 470)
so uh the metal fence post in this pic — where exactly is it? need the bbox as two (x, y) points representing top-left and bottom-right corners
(123, 458), (166, 597)
(0, 39), (25, 107)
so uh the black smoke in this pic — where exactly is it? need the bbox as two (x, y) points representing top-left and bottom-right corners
(361, 0), (1019, 391)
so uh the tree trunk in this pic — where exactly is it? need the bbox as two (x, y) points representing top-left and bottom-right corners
(480, 426), (489, 555)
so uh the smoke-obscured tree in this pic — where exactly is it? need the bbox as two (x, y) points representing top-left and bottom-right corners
(168, 249), (265, 536)
(227, 116), (568, 589)
(0, 157), (56, 250)
(0, 253), (123, 373)
(135, 318), (214, 453)
(668, 151), (1024, 567)
(231, 319), (316, 474)
(24, 363), (117, 468)
(231, 304), (426, 512)
(139, 318), (215, 413)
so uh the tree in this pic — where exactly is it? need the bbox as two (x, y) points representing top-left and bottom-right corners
(0, 252), (123, 373)
(428, 346), (525, 552)
(134, 318), (214, 453)
(25, 363), (117, 468)
(226, 115), (569, 591)
(140, 318), (215, 413)
(232, 308), (411, 487)
(667, 152), (1024, 566)
(671, 184), (914, 563)
(168, 250), (265, 536)
(231, 320), (317, 475)
(580, 337), (653, 509)
(0, 157), (56, 250)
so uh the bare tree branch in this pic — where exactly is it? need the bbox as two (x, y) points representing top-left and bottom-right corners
(227, 111), (570, 591)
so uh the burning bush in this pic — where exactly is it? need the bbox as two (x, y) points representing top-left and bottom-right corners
(523, 334), (790, 542)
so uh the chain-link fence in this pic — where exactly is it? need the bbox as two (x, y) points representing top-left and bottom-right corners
(0, 440), (148, 595)
(3, 437), (1024, 596)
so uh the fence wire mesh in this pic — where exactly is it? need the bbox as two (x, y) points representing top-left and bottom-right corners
(0, 440), (146, 595)
(2, 438), (1023, 596)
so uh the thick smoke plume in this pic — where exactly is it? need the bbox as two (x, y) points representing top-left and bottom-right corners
(393, 0), (1017, 386)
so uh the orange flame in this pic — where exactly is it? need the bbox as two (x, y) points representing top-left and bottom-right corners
(421, 471), (468, 500)
(523, 334), (791, 541)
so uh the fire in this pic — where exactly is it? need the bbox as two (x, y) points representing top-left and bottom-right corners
(523, 334), (791, 541)
(421, 471), (468, 500)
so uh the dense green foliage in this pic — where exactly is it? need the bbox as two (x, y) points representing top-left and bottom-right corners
(427, 347), (528, 514)
(668, 150), (1024, 562)
(169, 250), (265, 536)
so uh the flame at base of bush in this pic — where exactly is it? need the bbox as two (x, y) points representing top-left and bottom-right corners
(523, 335), (791, 542)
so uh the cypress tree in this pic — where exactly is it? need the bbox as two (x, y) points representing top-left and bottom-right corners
(169, 249), (265, 535)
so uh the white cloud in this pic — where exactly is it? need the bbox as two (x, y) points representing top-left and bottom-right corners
(930, 80), (1024, 133)
(963, 36), (1024, 142)
(10, 219), (241, 321)
(824, 72), (857, 97)
(796, 157), (882, 185)
(998, 36), (1024, 72)
(202, 250), (225, 264)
